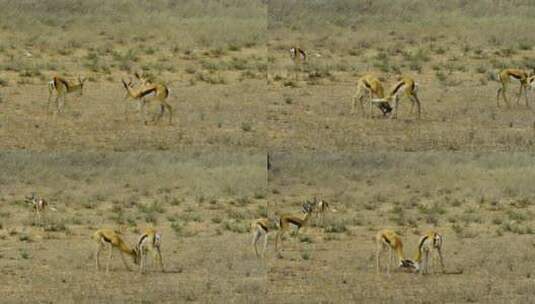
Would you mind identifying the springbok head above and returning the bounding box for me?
[371,98,393,116]
[77,76,87,96]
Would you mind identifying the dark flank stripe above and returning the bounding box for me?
[140,87,157,98]
[510,73,523,80]
[55,77,70,90]
[382,235,391,245]
[138,234,148,248]
[419,235,429,251]
[102,235,112,243]
[258,222,268,232]
[362,79,372,90]
[164,87,169,98]
[391,81,405,95]
[287,218,301,226]
[298,48,306,59]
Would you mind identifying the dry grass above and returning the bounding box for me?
[0,81,267,150]
[0,151,267,303]
[0,0,267,151]
[4,1,535,303]
[268,0,535,151]
[0,2,269,302]
[267,152,535,303]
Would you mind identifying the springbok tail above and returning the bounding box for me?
[48,81,55,93]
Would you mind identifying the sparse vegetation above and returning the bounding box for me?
[267,0,535,151]
[269,151,535,303]
[3,0,535,303]
[0,0,266,151]
[0,150,266,302]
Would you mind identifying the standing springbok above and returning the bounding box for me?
[289,47,307,80]
[47,75,86,113]
[121,78,172,125]
[93,228,138,272]
[375,229,414,275]
[405,230,445,275]
[496,69,531,108]
[136,227,164,273]
[251,218,272,258]
[25,192,55,224]
[311,197,336,226]
[274,201,315,256]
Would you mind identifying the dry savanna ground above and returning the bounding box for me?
[4,1,535,304]
[0,151,267,303]
[268,0,535,151]
[266,152,535,303]
[0,0,267,151]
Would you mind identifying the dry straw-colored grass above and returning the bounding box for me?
[3,1,535,303]
[268,0,535,151]
[0,0,268,151]
[0,151,267,303]
[267,152,535,303]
